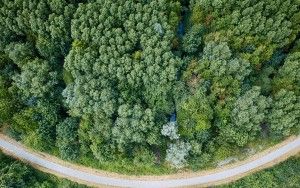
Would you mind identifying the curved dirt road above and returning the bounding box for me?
[0,134,300,188]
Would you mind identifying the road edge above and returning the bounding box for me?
[0,134,299,187]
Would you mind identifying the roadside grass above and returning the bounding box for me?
[2,125,297,176]
[187,135,287,172]
[217,156,300,188]
[78,154,176,175]
[73,135,289,175]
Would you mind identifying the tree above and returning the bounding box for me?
[183,41,251,101]
[0,53,20,124]
[0,76,19,124]
[187,0,300,66]
[0,0,299,170]
[165,141,191,168]
[0,0,79,59]
[219,86,271,146]
[180,41,253,153]
[112,104,160,153]
[0,162,31,188]
[12,107,39,135]
[12,100,60,151]
[132,147,156,166]
[63,0,182,160]
[57,117,80,160]
[221,157,300,188]
[4,42,35,67]
[161,121,180,140]
[13,58,58,99]
[198,41,251,98]
[268,89,300,137]
[0,0,74,150]
[177,88,213,139]
[0,151,87,188]
[272,52,300,95]
[182,24,205,54]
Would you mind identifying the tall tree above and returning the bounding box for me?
[273,52,300,95]
[268,89,300,137]
[219,87,270,146]
[57,117,80,160]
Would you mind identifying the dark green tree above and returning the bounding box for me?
[57,117,80,160]
[0,162,31,188]
[268,89,300,137]
[219,87,270,146]
[272,52,300,95]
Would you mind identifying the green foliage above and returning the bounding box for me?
[273,52,300,95]
[13,58,58,99]
[166,141,191,168]
[0,0,299,174]
[0,77,18,124]
[213,144,236,161]
[0,0,78,58]
[12,107,39,134]
[0,161,31,188]
[0,54,20,124]
[0,151,88,188]
[11,100,60,151]
[57,117,80,160]
[268,89,300,137]
[112,104,159,152]
[177,88,213,139]
[219,157,300,188]
[180,41,253,150]
[198,42,251,98]
[188,0,300,66]
[183,41,251,101]
[190,2,205,25]
[77,118,92,156]
[4,42,35,67]
[219,87,270,146]
[132,148,156,166]
[62,0,182,161]
[23,131,48,151]
[182,24,205,53]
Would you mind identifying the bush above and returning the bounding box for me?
[166,141,191,168]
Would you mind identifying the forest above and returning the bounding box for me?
[0,0,299,172]
[0,151,87,187]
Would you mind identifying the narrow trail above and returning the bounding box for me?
[0,134,299,188]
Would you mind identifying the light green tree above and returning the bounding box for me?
[268,89,300,137]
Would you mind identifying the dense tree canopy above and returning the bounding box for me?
[62,0,182,162]
[57,117,80,160]
[0,151,88,188]
[0,0,299,172]
[268,89,300,137]
[188,0,300,66]
[219,86,270,146]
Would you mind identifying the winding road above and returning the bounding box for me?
[0,134,300,188]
